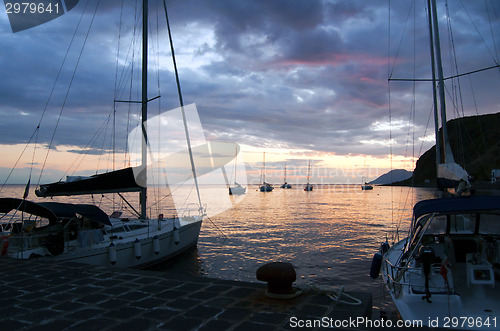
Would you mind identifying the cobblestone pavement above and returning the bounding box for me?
[0,258,372,330]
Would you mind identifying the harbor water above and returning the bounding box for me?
[0,184,437,319]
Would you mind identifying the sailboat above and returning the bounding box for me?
[374,0,500,327]
[229,146,246,195]
[280,164,292,189]
[304,160,313,191]
[0,0,208,268]
[361,183,373,190]
[259,152,274,192]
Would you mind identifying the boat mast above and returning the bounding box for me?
[307,160,310,185]
[262,152,266,183]
[429,0,454,164]
[427,0,441,167]
[140,0,148,219]
[162,1,203,213]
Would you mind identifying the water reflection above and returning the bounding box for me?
[0,184,436,316]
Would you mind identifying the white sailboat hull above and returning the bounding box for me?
[382,236,500,329]
[6,218,202,269]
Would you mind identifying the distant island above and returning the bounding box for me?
[369,169,412,185]
[383,112,500,187]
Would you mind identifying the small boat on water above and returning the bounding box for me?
[280,164,292,189]
[304,160,313,191]
[228,146,246,195]
[361,183,373,190]
[229,182,246,195]
[260,152,274,192]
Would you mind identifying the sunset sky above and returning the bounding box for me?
[0,0,499,186]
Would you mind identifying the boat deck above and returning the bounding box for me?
[0,257,372,330]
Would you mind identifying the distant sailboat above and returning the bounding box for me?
[259,152,274,192]
[229,146,246,195]
[304,160,313,191]
[361,183,373,190]
[280,164,292,189]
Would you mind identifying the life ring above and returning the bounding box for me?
[1,235,9,256]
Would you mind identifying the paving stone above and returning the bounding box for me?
[52,301,86,312]
[68,317,117,330]
[1,318,30,330]
[166,298,201,310]
[204,284,232,293]
[184,305,222,319]
[177,282,208,292]
[294,304,329,318]
[142,307,177,321]
[160,316,204,330]
[108,317,155,331]
[198,319,234,331]
[96,298,129,309]
[65,308,103,320]
[106,306,144,319]
[224,287,260,298]
[117,290,150,301]
[101,285,130,295]
[250,311,289,325]
[154,289,186,300]
[17,308,62,324]
[26,319,75,331]
[132,297,166,309]
[22,298,54,309]
[218,307,252,321]
[204,297,235,308]
[137,284,167,293]
[233,321,278,331]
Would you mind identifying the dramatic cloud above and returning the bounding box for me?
[1,0,499,184]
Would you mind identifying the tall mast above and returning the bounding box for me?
[430,0,454,164]
[427,0,441,168]
[263,152,266,183]
[140,0,148,219]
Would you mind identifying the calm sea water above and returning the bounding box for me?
[0,184,437,317]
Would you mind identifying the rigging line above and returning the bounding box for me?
[0,126,39,191]
[113,0,125,175]
[207,216,229,241]
[459,0,498,65]
[21,0,92,189]
[97,111,112,175]
[61,110,111,179]
[163,0,204,214]
[485,0,499,64]
[468,74,492,176]
[388,0,416,80]
[37,0,102,186]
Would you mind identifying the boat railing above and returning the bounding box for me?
[179,203,207,218]
[384,258,449,295]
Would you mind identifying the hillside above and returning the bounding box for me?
[413,112,500,185]
[369,169,413,185]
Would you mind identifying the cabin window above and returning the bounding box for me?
[479,213,500,234]
[424,215,447,235]
[449,214,475,234]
